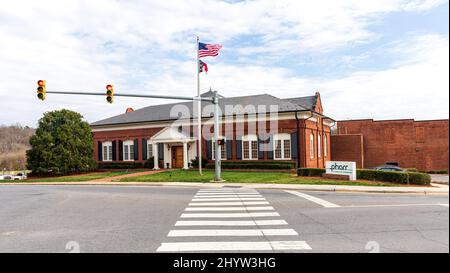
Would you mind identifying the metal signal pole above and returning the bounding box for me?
[196,36,203,176]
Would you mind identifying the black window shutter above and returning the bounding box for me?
[112,141,117,161]
[226,140,232,160]
[267,135,274,160]
[97,141,103,161]
[158,143,164,160]
[133,139,139,160]
[118,140,123,161]
[142,139,148,160]
[291,132,298,159]
[206,140,212,160]
[236,140,242,160]
[258,138,264,160]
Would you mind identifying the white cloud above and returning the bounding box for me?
[0,0,447,126]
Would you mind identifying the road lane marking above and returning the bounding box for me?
[180,212,280,218]
[192,197,266,202]
[189,201,270,206]
[286,190,340,208]
[342,203,450,208]
[167,229,298,237]
[175,220,289,226]
[157,241,311,252]
[185,206,275,211]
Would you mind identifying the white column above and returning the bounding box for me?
[153,143,159,170]
[183,142,189,170]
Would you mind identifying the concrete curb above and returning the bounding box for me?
[1,181,448,194]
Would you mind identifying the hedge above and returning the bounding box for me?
[407,172,431,185]
[356,169,409,184]
[206,161,297,170]
[97,162,144,169]
[297,168,326,177]
[297,168,431,185]
[427,170,449,174]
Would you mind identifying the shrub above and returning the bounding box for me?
[297,168,326,177]
[191,156,208,168]
[97,162,144,169]
[405,168,418,173]
[356,169,408,183]
[427,170,449,174]
[407,172,431,185]
[144,157,155,169]
[356,169,431,185]
[206,161,296,170]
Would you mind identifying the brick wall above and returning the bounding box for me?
[331,134,364,168]
[333,119,449,171]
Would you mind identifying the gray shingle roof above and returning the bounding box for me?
[283,96,317,111]
[90,92,313,127]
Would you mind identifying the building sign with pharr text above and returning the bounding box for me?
[326,161,357,180]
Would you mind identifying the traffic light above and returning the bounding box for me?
[106,84,114,103]
[217,138,225,146]
[37,80,46,100]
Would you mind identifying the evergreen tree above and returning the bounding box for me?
[26,109,96,175]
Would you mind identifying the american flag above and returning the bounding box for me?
[198,42,222,58]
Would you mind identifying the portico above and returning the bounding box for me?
[151,127,197,170]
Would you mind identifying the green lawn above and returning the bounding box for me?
[20,170,143,182]
[119,170,398,186]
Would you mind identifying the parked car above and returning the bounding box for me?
[14,172,27,180]
[373,165,405,172]
[0,175,14,180]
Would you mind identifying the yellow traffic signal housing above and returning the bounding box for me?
[106,84,114,103]
[37,80,46,100]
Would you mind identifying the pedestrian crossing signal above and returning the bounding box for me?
[106,84,114,103]
[217,138,225,146]
[37,80,46,101]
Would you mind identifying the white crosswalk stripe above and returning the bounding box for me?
[180,212,280,218]
[175,220,289,226]
[156,188,312,252]
[189,201,270,206]
[185,206,275,211]
[192,197,266,201]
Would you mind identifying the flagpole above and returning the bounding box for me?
[197,36,203,175]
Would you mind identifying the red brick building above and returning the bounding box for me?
[331,119,449,171]
[91,91,333,169]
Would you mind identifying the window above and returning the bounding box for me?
[102,141,113,161]
[273,134,291,160]
[324,135,328,157]
[318,134,321,158]
[310,133,314,159]
[212,137,227,160]
[123,140,134,161]
[147,141,153,159]
[242,135,258,160]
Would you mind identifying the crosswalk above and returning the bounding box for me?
[156,188,312,252]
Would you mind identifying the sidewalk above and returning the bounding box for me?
[88,170,164,182]
[1,181,448,194]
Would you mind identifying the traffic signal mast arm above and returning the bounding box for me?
[44,90,215,102]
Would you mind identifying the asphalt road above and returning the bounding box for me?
[0,185,448,253]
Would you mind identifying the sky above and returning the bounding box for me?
[0,0,448,127]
